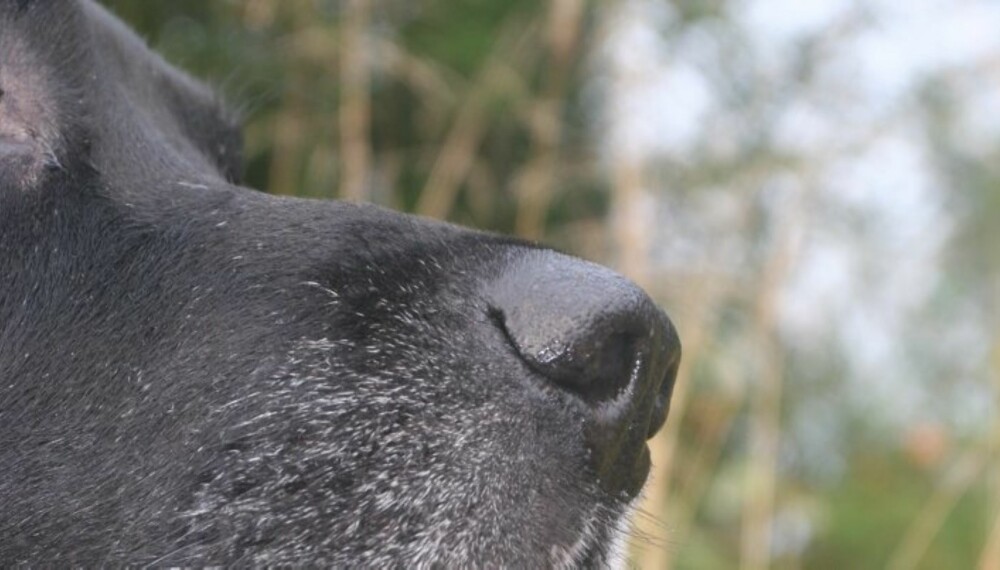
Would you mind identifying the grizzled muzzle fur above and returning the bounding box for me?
[0,1,680,566]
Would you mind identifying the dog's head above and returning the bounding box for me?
[0,1,680,566]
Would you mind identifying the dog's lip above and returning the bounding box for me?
[614,442,652,500]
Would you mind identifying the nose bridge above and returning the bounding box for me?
[487,249,681,496]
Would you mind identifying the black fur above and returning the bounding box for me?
[0,1,680,565]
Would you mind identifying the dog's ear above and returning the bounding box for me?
[77,0,244,184]
[0,0,244,191]
[0,0,91,188]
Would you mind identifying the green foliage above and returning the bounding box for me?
[400,0,536,77]
[103,0,598,237]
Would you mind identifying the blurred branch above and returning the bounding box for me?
[633,273,726,568]
[374,37,459,125]
[611,157,651,285]
[242,0,276,29]
[979,331,1000,570]
[465,158,501,223]
[740,181,807,570]
[416,18,537,220]
[981,510,1000,570]
[339,0,372,202]
[512,0,587,240]
[603,5,665,553]
[634,224,759,569]
[671,357,746,555]
[267,7,310,197]
[269,96,307,196]
[888,448,988,570]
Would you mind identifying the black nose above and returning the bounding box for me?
[489,250,681,498]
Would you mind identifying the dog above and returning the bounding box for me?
[0,0,680,565]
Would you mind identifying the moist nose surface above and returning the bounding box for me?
[489,250,681,497]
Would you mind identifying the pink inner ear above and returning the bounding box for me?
[0,83,43,186]
[0,35,63,186]
[0,29,62,146]
[0,73,53,146]
[0,90,33,145]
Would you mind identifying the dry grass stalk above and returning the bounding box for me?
[634,274,728,568]
[416,20,536,220]
[739,183,805,570]
[339,0,372,202]
[375,37,458,125]
[671,336,746,556]
[267,5,310,197]
[980,502,1000,570]
[889,449,988,570]
[977,332,1000,570]
[646,169,767,568]
[979,504,1000,570]
[512,0,586,240]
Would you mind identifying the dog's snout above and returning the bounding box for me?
[489,251,681,497]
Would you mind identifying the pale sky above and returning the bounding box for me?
[598,0,1000,454]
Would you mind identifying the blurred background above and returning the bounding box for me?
[104,0,1000,567]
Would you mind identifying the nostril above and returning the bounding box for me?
[558,331,637,403]
[491,303,640,405]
